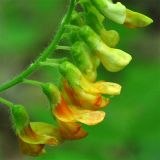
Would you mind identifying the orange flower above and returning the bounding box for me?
[54,96,105,126]
[43,83,106,126]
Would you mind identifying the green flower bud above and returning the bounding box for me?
[71,41,98,81]
[91,0,126,24]
[11,105,30,133]
[42,83,61,108]
[124,9,153,28]
[79,25,132,72]
[100,28,119,48]
[84,12,119,47]
[80,0,104,23]
[71,11,85,26]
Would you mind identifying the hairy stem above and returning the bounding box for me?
[0,0,75,93]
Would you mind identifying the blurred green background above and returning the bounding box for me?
[0,0,160,160]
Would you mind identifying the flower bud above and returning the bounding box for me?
[71,41,98,81]
[80,0,104,23]
[100,28,119,48]
[11,105,30,133]
[91,0,126,24]
[124,9,153,28]
[84,12,119,47]
[71,11,85,26]
[79,25,132,72]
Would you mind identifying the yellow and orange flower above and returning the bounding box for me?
[11,105,62,156]
[59,61,121,110]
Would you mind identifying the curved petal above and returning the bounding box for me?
[58,121,88,140]
[82,81,121,95]
[19,123,61,145]
[19,139,45,156]
[69,105,106,125]
[63,80,109,110]
[54,97,75,122]
[54,101,106,125]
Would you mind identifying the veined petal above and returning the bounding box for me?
[69,105,106,125]
[58,121,88,140]
[54,95,106,125]
[82,81,121,95]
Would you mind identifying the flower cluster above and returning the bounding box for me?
[10,0,152,156]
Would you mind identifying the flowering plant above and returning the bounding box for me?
[0,0,153,156]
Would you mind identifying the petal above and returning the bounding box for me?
[58,121,88,140]
[84,81,121,95]
[63,80,109,110]
[54,97,75,122]
[19,123,61,145]
[54,103,106,125]
[124,9,153,28]
[19,139,45,156]
[91,0,126,24]
[69,106,106,125]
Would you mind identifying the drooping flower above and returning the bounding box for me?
[71,11,119,47]
[90,0,153,27]
[79,25,132,72]
[11,105,61,156]
[59,61,121,110]
[42,83,106,126]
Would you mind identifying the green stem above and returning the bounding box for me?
[40,62,60,67]
[56,45,71,51]
[0,0,76,93]
[0,97,14,108]
[23,79,44,87]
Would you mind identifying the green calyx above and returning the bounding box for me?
[71,41,98,81]
[80,0,104,23]
[42,83,61,108]
[79,25,101,50]
[59,61,82,87]
[11,105,30,133]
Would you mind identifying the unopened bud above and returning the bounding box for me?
[124,9,153,28]
[79,25,132,72]
[91,0,126,24]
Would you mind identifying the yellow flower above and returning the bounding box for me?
[42,83,106,126]
[91,0,153,27]
[80,25,132,72]
[59,62,121,109]
[11,105,61,156]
